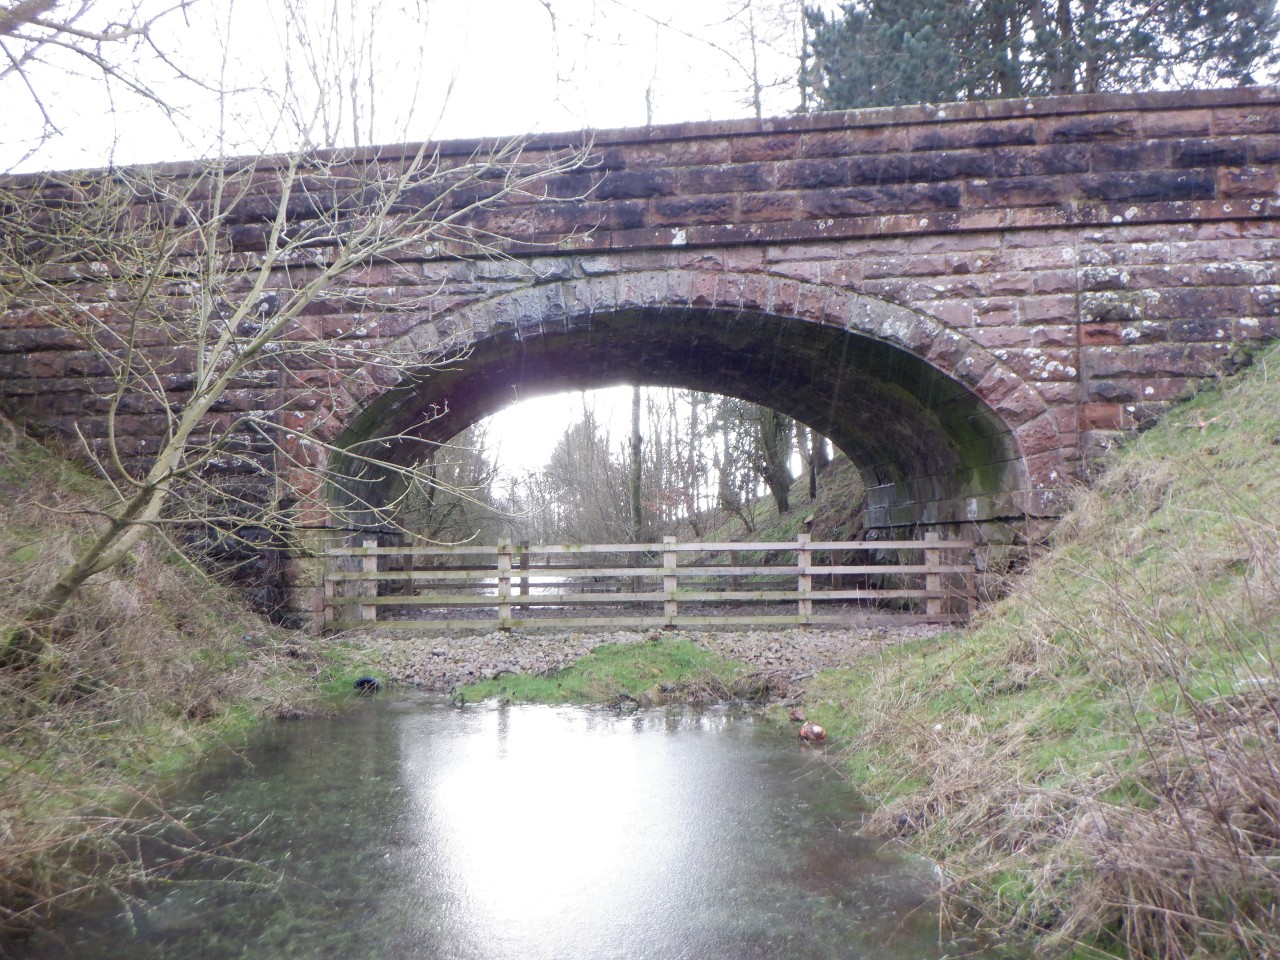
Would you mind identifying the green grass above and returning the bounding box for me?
[461,635,747,704]
[790,344,1280,959]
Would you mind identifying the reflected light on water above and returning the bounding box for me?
[400,706,744,959]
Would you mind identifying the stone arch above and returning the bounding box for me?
[330,269,1062,537]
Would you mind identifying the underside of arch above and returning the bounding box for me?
[331,300,1037,534]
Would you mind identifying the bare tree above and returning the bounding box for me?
[1,0,200,168]
[1,132,586,656]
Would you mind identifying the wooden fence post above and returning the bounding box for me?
[323,560,336,628]
[497,540,512,627]
[925,531,942,619]
[518,540,530,612]
[663,535,678,628]
[361,538,378,623]
[797,533,812,624]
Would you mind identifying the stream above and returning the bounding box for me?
[18,696,1025,959]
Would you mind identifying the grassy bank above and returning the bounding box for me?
[797,345,1280,959]
[0,418,346,935]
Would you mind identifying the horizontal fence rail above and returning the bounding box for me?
[323,534,976,632]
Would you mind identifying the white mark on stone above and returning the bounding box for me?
[671,228,687,246]
[1124,206,1138,220]
[1144,386,1155,396]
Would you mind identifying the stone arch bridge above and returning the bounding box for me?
[1,87,1278,620]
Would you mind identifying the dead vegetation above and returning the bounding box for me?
[0,417,322,937]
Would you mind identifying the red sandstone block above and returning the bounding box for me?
[767,278,802,318]
[739,192,801,221]
[1245,134,1280,163]
[1084,342,1231,377]
[675,162,775,196]
[965,176,1067,208]
[905,149,997,182]
[993,144,1092,178]
[987,272,1038,296]
[972,298,1017,324]
[1014,246,1083,278]
[1050,405,1079,433]
[598,139,732,169]
[776,157,856,190]
[738,275,773,313]
[1082,402,1131,431]
[1019,294,1076,323]
[729,135,798,163]
[798,127,909,158]
[1128,377,1190,401]
[763,261,832,289]
[1218,166,1280,198]
[909,119,1038,152]
[650,194,737,226]
[1139,108,1214,139]
[902,232,1001,254]
[1034,381,1078,404]
[1145,286,1253,320]
[795,284,831,321]
[1212,106,1280,136]
[923,300,975,327]
[1172,137,1249,167]
[1090,140,1172,172]
[1001,228,1082,249]
[1031,270,1078,294]
[1081,324,1129,346]
[1014,414,1067,457]
[989,346,1078,382]
[975,325,1071,349]
[1236,316,1280,339]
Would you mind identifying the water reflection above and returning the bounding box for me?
[12,698,1022,960]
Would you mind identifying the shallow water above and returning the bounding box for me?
[19,696,1023,959]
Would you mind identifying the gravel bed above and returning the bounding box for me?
[339,623,948,692]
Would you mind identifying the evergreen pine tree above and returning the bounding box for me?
[805,0,1280,109]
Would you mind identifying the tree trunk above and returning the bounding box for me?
[629,383,643,543]
[758,408,793,515]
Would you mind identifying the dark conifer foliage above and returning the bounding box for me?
[805,0,1280,108]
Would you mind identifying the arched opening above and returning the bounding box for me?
[330,302,1033,545]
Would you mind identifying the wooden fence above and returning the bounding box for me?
[323,533,975,631]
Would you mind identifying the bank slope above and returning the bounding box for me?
[804,343,1280,960]
[0,417,334,936]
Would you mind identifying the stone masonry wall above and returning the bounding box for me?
[0,86,1277,615]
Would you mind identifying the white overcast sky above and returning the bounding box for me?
[3,0,833,474]
[6,0,828,170]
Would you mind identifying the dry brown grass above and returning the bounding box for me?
[0,419,320,936]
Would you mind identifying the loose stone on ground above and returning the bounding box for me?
[341,625,947,692]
